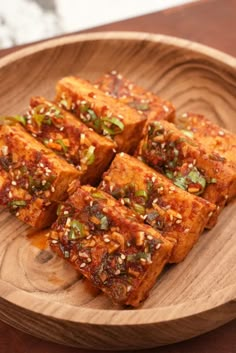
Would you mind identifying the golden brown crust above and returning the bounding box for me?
[95,71,175,123]
[25,96,115,185]
[55,76,146,154]
[99,153,215,263]
[175,112,236,172]
[0,123,79,228]
[49,183,173,307]
[136,120,236,228]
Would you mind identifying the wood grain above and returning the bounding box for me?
[0,32,236,350]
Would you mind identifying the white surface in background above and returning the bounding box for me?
[57,0,196,32]
[0,0,196,48]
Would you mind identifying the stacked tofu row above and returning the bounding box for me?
[0,71,235,307]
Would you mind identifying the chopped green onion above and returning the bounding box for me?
[127,252,149,262]
[55,139,68,153]
[209,178,217,184]
[135,190,148,199]
[100,215,109,230]
[129,102,150,111]
[91,191,107,199]
[60,99,70,109]
[82,145,95,165]
[181,129,194,138]
[69,220,85,239]
[102,116,124,133]
[80,102,89,114]
[87,109,98,121]
[10,115,27,126]
[133,203,145,215]
[8,200,26,208]
[56,204,62,216]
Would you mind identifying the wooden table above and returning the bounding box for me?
[0,0,236,352]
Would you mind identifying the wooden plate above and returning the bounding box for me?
[0,32,236,350]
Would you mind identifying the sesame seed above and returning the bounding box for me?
[120,152,125,157]
[42,180,47,186]
[60,127,64,131]
[80,263,86,268]
[182,113,188,118]
[66,218,71,227]
[115,269,121,275]
[127,285,132,292]
[87,258,92,263]
[79,251,88,258]
[8,191,13,198]
[208,211,213,218]
[151,176,156,183]
[184,228,190,233]
[163,105,169,113]
[118,257,123,264]
[51,239,58,244]
[64,210,69,215]
[16,212,19,217]
[89,201,93,207]
[155,243,161,250]
[117,74,123,80]
[176,219,182,224]
[218,130,225,136]
[120,199,125,205]
[104,238,110,243]
[111,70,117,75]
[112,148,117,153]
[1,145,8,156]
[11,181,17,186]
[152,198,158,204]
[120,254,126,260]
[147,235,153,240]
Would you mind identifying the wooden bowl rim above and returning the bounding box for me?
[0,31,236,326]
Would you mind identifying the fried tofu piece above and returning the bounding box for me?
[95,71,175,122]
[136,120,236,228]
[99,153,215,263]
[55,76,146,154]
[0,123,79,228]
[49,182,173,307]
[24,97,115,185]
[175,113,236,170]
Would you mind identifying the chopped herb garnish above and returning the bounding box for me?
[55,139,68,153]
[135,190,148,200]
[91,191,107,199]
[127,252,150,262]
[133,203,145,215]
[56,204,62,216]
[82,145,95,165]
[69,220,85,240]
[129,102,150,111]
[8,200,26,208]
[181,129,194,139]
[101,116,124,135]
[100,216,109,230]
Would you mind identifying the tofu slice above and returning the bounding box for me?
[95,71,175,122]
[175,113,236,170]
[136,120,236,228]
[49,182,173,307]
[0,123,79,228]
[55,76,146,154]
[24,97,115,185]
[99,153,215,263]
